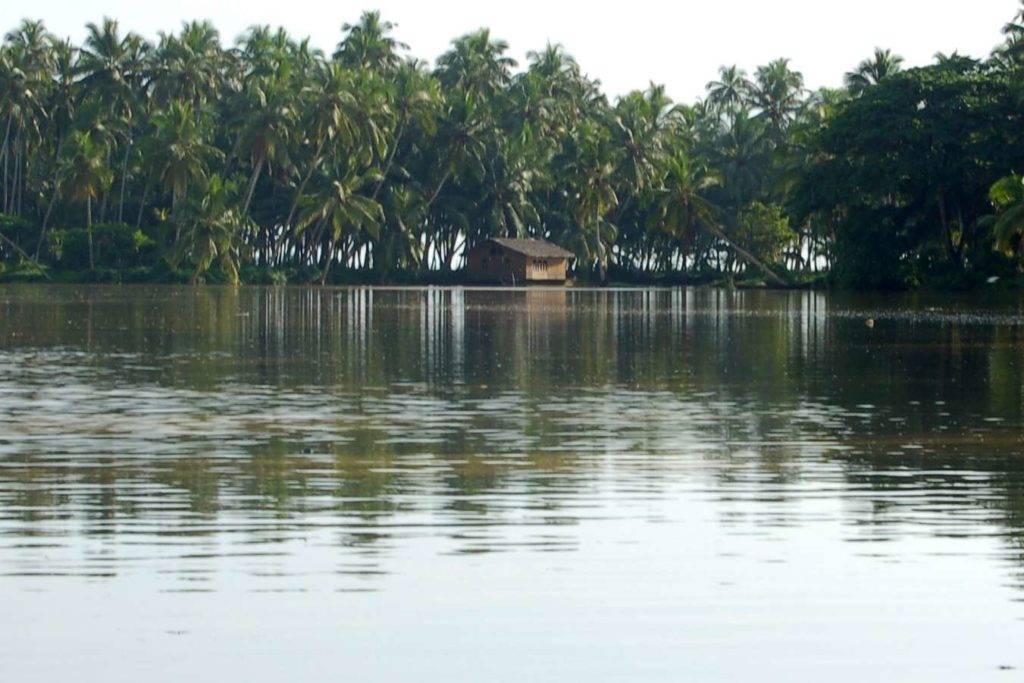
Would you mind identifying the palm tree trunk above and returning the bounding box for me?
[320,234,336,285]
[1,115,11,214]
[371,119,406,202]
[704,223,787,286]
[87,195,95,271]
[285,140,325,229]
[13,135,22,216]
[37,189,60,259]
[35,135,67,259]
[172,187,183,242]
[117,143,132,224]
[242,158,264,217]
[0,228,48,277]
[425,170,451,210]
[134,178,150,230]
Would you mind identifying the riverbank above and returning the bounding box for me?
[0,259,835,290]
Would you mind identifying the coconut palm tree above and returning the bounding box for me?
[36,38,79,251]
[436,29,516,100]
[559,119,619,280]
[297,158,383,284]
[148,102,222,222]
[172,173,249,283]
[998,1,1024,63]
[61,130,113,269]
[151,21,226,113]
[748,59,805,139]
[1,20,53,216]
[78,19,150,224]
[230,48,297,217]
[654,152,786,284]
[284,61,375,231]
[333,11,407,72]
[844,48,903,96]
[706,65,750,116]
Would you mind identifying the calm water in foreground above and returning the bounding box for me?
[2,285,1024,681]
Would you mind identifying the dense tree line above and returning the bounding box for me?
[3,7,1024,286]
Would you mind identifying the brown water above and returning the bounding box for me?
[2,285,1024,681]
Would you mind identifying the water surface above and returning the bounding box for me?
[2,285,1024,681]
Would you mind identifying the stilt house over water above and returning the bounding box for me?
[465,238,576,284]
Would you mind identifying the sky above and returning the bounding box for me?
[0,0,1018,101]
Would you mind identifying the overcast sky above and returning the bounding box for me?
[1,0,1018,100]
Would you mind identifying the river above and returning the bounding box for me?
[1,285,1023,681]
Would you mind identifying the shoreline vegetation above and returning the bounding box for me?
[4,9,1024,289]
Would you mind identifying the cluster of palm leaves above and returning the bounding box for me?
[0,13,886,283]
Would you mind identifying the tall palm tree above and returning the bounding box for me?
[77,18,150,223]
[149,102,222,221]
[844,48,903,96]
[332,11,406,72]
[61,130,113,269]
[748,58,805,139]
[370,60,440,201]
[436,29,516,100]
[297,159,383,284]
[151,21,226,113]
[560,120,619,281]
[284,62,374,230]
[706,65,750,116]
[36,38,79,251]
[172,174,249,284]
[231,49,296,216]
[1,20,52,216]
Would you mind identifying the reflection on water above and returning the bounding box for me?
[2,286,1024,680]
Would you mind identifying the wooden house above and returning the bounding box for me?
[465,238,575,284]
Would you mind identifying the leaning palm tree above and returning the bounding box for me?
[844,48,903,96]
[654,151,787,285]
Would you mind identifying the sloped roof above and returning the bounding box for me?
[487,237,576,259]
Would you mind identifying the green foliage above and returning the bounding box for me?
[44,223,157,270]
[733,202,794,265]
[984,174,1024,268]
[793,57,1024,288]
[3,7,1024,288]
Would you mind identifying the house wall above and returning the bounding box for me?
[525,257,567,282]
[466,244,568,283]
[466,245,528,283]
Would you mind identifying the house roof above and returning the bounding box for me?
[487,237,576,259]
